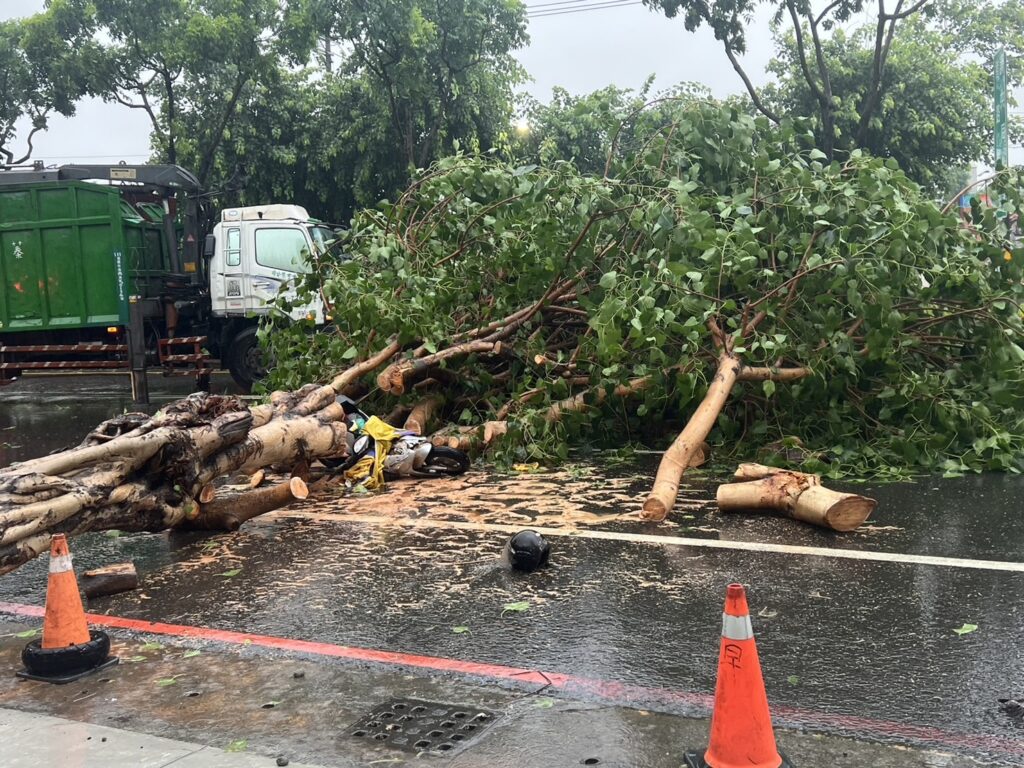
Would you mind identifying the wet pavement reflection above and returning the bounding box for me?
[1,374,1023,764]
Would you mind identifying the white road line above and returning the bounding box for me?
[274,511,1024,573]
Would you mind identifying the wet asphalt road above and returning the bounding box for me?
[1,374,1023,764]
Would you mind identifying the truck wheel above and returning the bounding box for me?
[226,326,267,392]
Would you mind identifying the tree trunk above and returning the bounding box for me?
[716,464,875,532]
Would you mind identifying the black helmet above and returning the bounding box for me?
[505,530,551,572]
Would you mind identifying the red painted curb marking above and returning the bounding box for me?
[1,600,1020,759]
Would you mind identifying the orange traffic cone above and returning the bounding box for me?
[41,533,91,649]
[17,534,118,684]
[684,583,793,768]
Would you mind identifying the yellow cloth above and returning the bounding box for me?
[343,416,404,490]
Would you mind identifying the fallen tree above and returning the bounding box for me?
[267,102,1024,507]
[0,100,1022,572]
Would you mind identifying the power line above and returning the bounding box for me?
[528,0,643,18]
[528,0,641,16]
[524,0,595,9]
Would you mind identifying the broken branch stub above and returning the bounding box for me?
[716,464,876,532]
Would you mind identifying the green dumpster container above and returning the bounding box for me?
[0,180,170,334]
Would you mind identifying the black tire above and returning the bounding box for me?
[21,630,110,677]
[225,326,267,392]
[413,446,470,477]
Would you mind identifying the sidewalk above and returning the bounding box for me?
[0,707,323,768]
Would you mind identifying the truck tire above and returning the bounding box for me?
[226,326,267,392]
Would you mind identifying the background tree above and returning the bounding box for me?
[194,0,529,221]
[643,0,1022,168]
[764,2,1024,191]
[511,81,727,176]
[0,0,99,167]
[514,84,650,175]
[93,0,308,187]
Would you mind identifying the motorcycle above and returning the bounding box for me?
[327,395,470,487]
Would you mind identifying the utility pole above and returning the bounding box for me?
[995,48,1009,167]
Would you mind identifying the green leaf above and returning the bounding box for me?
[219,569,242,578]
[156,677,179,687]
[762,380,776,398]
[140,642,163,652]
[14,628,39,639]
[125,655,148,663]
[599,271,618,289]
[182,649,202,659]
[451,626,471,634]
[501,601,530,616]
[787,675,800,686]
[534,697,555,709]
[953,623,978,636]
[808,148,828,160]
[225,740,247,753]
[342,345,358,360]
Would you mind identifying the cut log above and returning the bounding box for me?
[385,405,412,428]
[716,466,875,532]
[404,395,445,435]
[82,562,139,599]
[190,477,310,532]
[483,421,508,445]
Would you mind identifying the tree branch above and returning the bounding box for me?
[722,36,781,124]
[787,2,826,105]
[883,0,930,20]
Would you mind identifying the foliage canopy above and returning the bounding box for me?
[264,100,1024,477]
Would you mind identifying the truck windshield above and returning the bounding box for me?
[254,228,311,273]
[308,226,336,255]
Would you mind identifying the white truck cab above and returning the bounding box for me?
[209,204,330,323]
[204,204,335,389]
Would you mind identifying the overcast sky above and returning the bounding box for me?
[3,0,779,165]
[2,0,1020,167]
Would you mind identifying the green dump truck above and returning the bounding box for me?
[0,164,328,397]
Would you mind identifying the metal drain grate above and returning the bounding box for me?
[345,698,499,755]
